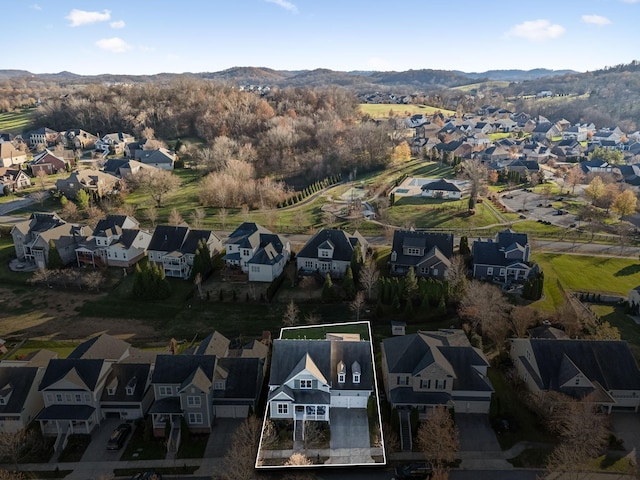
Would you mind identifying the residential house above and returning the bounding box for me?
[0,142,27,168]
[30,149,67,176]
[381,329,493,414]
[531,122,561,142]
[223,222,290,282]
[22,127,59,149]
[148,354,216,437]
[592,127,624,145]
[420,178,463,199]
[561,125,588,142]
[580,158,616,175]
[0,366,46,433]
[100,363,153,420]
[267,328,374,441]
[389,230,454,281]
[0,168,31,193]
[63,129,98,150]
[55,169,120,200]
[510,338,640,412]
[192,331,267,418]
[551,140,585,161]
[11,213,90,268]
[472,229,531,284]
[75,215,151,268]
[296,229,368,278]
[103,159,157,178]
[36,359,111,439]
[95,133,135,156]
[617,165,640,187]
[147,225,222,279]
[134,148,176,170]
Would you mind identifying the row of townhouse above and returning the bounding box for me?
[0,332,267,452]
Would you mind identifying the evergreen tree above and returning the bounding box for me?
[190,239,212,280]
[404,298,414,317]
[47,240,64,269]
[350,245,363,283]
[459,236,470,256]
[76,189,90,210]
[404,267,419,302]
[342,266,356,300]
[420,293,430,312]
[322,273,334,302]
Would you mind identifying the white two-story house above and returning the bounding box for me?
[267,330,374,441]
[224,222,290,282]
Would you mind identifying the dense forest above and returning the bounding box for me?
[32,80,397,186]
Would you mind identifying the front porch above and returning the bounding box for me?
[162,252,189,279]
[36,404,98,437]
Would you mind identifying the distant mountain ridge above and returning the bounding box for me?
[0,66,579,89]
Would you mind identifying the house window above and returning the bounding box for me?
[65,394,72,402]
[306,406,316,415]
[84,394,91,402]
[242,249,251,256]
[407,247,421,256]
[56,394,63,403]
[75,394,82,403]
[575,377,580,386]
[126,387,134,396]
[187,396,201,407]
[46,394,52,403]
[420,379,431,389]
[107,387,116,396]
[300,380,312,389]
[432,268,438,276]
[159,386,173,396]
[338,373,345,384]
[214,381,225,390]
[397,376,409,386]
[304,260,313,268]
[500,268,505,276]
[188,413,203,424]
[277,403,289,415]
[353,373,360,384]
[487,267,494,276]
[420,267,428,274]
[435,379,447,390]
[251,266,260,273]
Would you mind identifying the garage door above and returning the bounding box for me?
[215,405,249,418]
[454,400,490,414]
[331,395,369,408]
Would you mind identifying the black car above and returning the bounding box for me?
[394,462,434,479]
[130,472,162,480]
[107,423,132,450]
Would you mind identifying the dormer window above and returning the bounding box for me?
[126,386,135,396]
[353,373,360,384]
[107,387,116,396]
[337,361,346,384]
[300,379,312,389]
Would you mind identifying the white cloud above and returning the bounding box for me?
[504,19,565,42]
[139,45,155,52]
[66,9,111,27]
[110,20,125,29]
[264,0,298,13]
[581,14,611,25]
[95,37,131,53]
[622,0,640,3]
[30,4,41,10]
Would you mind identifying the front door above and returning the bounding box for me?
[295,405,304,419]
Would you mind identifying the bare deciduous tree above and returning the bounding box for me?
[0,428,29,470]
[446,255,467,303]
[168,207,184,226]
[31,190,46,206]
[61,201,79,222]
[458,280,512,345]
[83,271,103,292]
[145,205,158,227]
[189,207,206,229]
[219,416,263,480]
[350,291,366,321]
[511,306,538,338]
[416,406,459,466]
[30,268,54,288]
[0,470,26,480]
[457,160,488,204]
[282,300,299,327]
[217,207,228,230]
[132,169,180,207]
[358,257,379,301]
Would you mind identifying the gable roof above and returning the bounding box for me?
[195,331,231,357]
[39,359,106,391]
[213,357,263,402]
[68,333,131,361]
[421,179,462,192]
[93,215,138,237]
[147,225,189,252]
[529,339,640,394]
[100,363,150,402]
[0,367,40,414]
[134,148,175,165]
[151,354,216,385]
[391,230,454,268]
[297,229,364,262]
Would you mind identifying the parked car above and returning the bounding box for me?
[107,423,132,450]
[394,462,434,479]
[130,472,162,480]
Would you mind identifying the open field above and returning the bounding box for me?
[451,81,510,92]
[0,109,35,134]
[530,253,640,312]
[359,103,455,118]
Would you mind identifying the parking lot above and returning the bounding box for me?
[499,189,579,228]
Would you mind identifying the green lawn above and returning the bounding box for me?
[280,321,370,340]
[120,424,166,461]
[359,104,455,118]
[9,339,79,360]
[531,253,640,312]
[389,198,501,229]
[590,304,640,359]
[0,109,35,134]
[451,81,511,92]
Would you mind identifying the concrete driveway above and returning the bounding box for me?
[456,414,501,452]
[329,408,370,449]
[81,418,132,462]
[205,418,243,457]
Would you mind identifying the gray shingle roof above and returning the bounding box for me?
[297,229,362,262]
[68,333,130,360]
[212,357,263,402]
[151,355,216,385]
[390,230,454,271]
[100,363,151,403]
[0,367,39,414]
[39,359,105,391]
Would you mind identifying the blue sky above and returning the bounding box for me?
[9,0,640,75]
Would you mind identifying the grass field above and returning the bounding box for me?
[531,253,640,312]
[389,197,501,229]
[451,81,511,92]
[0,109,35,134]
[359,103,455,118]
